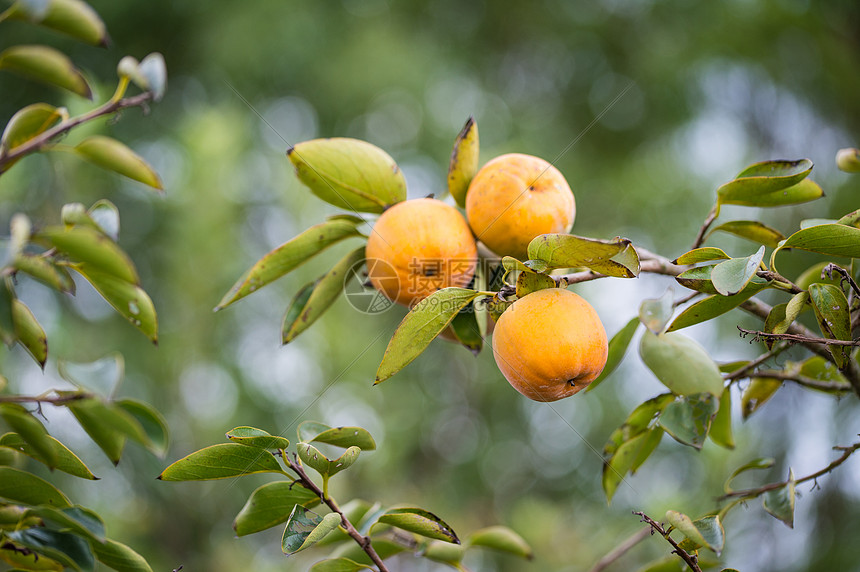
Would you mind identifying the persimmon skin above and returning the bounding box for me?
[466,153,575,260]
[492,288,607,402]
[365,198,478,308]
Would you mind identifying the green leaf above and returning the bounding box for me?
[64,397,148,463]
[836,208,860,227]
[36,225,138,284]
[717,159,812,205]
[225,426,289,450]
[158,443,283,481]
[25,506,105,543]
[0,45,92,98]
[0,278,16,346]
[74,136,163,190]
[741,378,782,419]
[729,178,823,207]
[675,265,720,294]
[0,466,72,507]
[603,430,651,503]
[658,393,719,450]
[709,387,734,450]
[724,457,775,494]
[448,116,479,208]
[777,224,860,259]
[836,148,860,173]
[665,511,724,555]
[808,283,852,368]
[0,403,56,467]
[13,254,76,293]
[639,330,724,396]
[763,470,796,528]
[514,267,556,298]
[91,538,153,572]
[795,262,841,290]
[378,507,459,543]
[375,288,482,383]
[673,247,730,265]
[73,268,158,342]
[310,558,373,572]
[8,0,108,46]
[631,426,663,473]
[447,304,483,354]
[288,138,407,213]
[667,280,769,331]
[233,481,320,536]
[216,218,363,309]
[710,246,765,296]
[421,540,467,565]
[11,299,48,368]
[0,103,63,158]
[707,221,785,248]
[796,356,849,385]
[635,556,685,572]
[527,234,640,277]
[115,399,169,457]
[297,422,377,451]
[0,432,98,479]
[6,528,94,572]
[639,287,674,334]
[297,443,360,478]
[467,526,533,560]
[767,292,809,339]
[281,506,340,554]
[587,317,640,392]
[282,246,365,343]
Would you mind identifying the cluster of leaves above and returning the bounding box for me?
[160,421,532,571]
[596,157,859,568]
[0,354,166,570]
[0,1,169,569]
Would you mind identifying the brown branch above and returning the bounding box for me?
[0,92,154,171]
[587,526,652,572]
[633,512,702,572]
[283,454,390,572]
[737,327,860,347]
[752,369,852,392]
[719,441,860,501]
[691,206,718,251]
[0,393,89,405]
[553,247,687,285]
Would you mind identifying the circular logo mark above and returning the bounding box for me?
[344,258,397,314]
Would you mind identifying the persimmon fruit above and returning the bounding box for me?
[365,198,478,308]
[465,153,575,260]
[492,288,607,402]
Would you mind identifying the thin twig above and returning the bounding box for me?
[723,344,788,381]
[587,526,652,572]
[633,512,703,572]
[0,92,154,170]
[0,393,89,405]
[719,441,860,501]
[752,369,852,392]
[553,248,687,285]
[691,206,718,251]
[737,327,860,347]
[283,454,390,572]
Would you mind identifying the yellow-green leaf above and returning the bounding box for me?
[234,481,320,536]
[158,443,282,481]
[74,136,163,190]
[709,387,734,449]
[528,234,640,277]
[73,267,157,343]
[11,299,47,368]
[639,331,724,396]
[37,225,139,284]
[8,0,108,46]
[283,246,365,343]
[836,147,860,173]
[288,138,407,213]
[467,526,533,560]
[448,116,479,207]
[741,378,781,419]
[808,283,852,368]
[707,221,785,248]
[0,45,91,98]
[717,159,812,205]
[375,288,482,383]
[673,247,730,265]
[216,218,364,309]
[0,102,64,157]
[378,507,459,544]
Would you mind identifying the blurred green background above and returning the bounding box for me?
[1,0,860,570]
